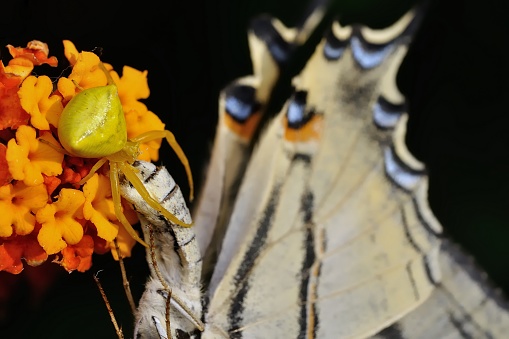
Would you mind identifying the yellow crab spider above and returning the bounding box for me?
[56,63,194,248]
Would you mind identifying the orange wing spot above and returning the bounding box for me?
[224,110,262,141]
[284,114,323,142]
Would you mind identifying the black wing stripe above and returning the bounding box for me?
[298,190,318,339]
[227,184,283,338]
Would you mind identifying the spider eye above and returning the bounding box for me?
[58,84,127,158]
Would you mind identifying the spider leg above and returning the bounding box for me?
[78,157,108,186]
[98,62,116,86]
[38,137,71,156]
[130,130,194,201]
[119,162,193,228]
[110,162,149,247]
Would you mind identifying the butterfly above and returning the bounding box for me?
[119,2,509,338]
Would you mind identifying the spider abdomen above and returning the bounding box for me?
[58,84,127,158]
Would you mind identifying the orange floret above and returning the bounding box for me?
[0,144,12,186]
[0,181,48,237]
[6,126,64,186]
[124,105,166,162]
[83,173,119,243]
[0,61,30,130]
[57,40,108,101]
[6,40,58,67]
[58,235,94,272]
[36,188,86,255]
[0,229,48,274]
[18,75,63,130]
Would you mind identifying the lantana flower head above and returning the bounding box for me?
[0,40,166,273]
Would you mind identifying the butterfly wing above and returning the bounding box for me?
[128,3,509,339]
[201,7,443,338]
[372,238,509,338]
[192,2,328,270]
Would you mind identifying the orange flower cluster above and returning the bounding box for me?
[0,40,166,274]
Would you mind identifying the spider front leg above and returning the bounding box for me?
[109,162,149,247]
[131,130,194,201]
[118,161,193,228]
[78,157,108,185]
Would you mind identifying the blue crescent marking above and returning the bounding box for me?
[287,100,305,125]
[225,96,252,120]
[351,36,394,69]
[323,43,345,60]
[373,101,402,128]
[384,147,422,190]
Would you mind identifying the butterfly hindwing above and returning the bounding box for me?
[373,238,509,339]
[201,6,444,338]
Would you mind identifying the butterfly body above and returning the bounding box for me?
[119,161,203,337]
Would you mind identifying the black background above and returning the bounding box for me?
[1,0,509,337]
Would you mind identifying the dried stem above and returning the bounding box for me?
[114,239,136,315]
[94,272,124,339]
